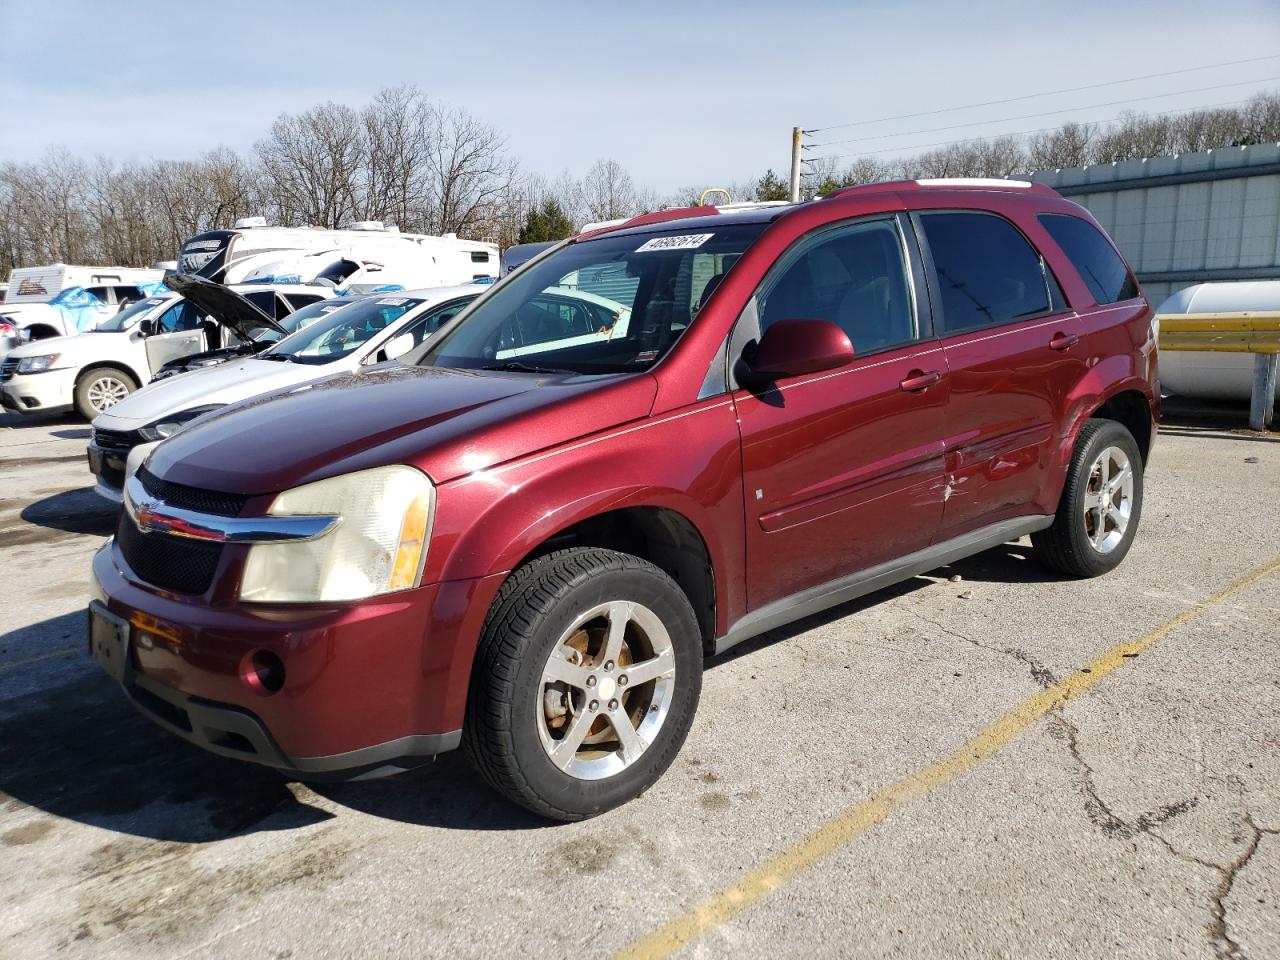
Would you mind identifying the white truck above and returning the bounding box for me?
[0,264,166,345]
[177,218,499,288]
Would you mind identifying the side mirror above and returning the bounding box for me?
[740,318,854,384]
[381,332,415,361]
[137,318,157,337]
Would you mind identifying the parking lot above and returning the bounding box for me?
[1,408,1277,960]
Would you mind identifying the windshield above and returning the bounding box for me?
[90,297,168,332]
[418,222,768,374]
[265,296,425,365]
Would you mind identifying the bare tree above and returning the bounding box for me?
[579,159,640,222]
[422,105,516,238]
[256,102,366,228]
[361,85,433,228]
[1026,121,1096,170]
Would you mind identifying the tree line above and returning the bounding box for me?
[3,87,1277,274]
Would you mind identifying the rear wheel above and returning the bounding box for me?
[1033,419,1143,577]
[75,367,137,420]
[464,548,703,821]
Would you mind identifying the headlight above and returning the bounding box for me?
[137,404,225,441]
[239,465,434,603]
[17,354,59,374]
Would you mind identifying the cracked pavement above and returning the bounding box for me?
[2,410,1278,959]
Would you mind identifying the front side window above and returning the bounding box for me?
[758,218,916,354]
[1038,214,1139,305]
[418,222,769,374]
[376,297,478,357]
[266,296,427,365]
[157,300,206,333]
[919,212,1052,334]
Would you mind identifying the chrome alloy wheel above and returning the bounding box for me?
[537,600,677,781]
[87,375,130,413]
[1083,445,1133,554]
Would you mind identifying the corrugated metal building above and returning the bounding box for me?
[1027,142,1280,307]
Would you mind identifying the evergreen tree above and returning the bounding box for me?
[518,199,574,244]
[754,169,789,202]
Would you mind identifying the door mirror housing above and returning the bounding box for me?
[741,318,854,384]
[381,332,415,361]
[137,318,157,337]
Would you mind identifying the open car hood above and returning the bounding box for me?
[162,273,288,340]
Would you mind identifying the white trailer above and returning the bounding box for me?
[177,218,498,289]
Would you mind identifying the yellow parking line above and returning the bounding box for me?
[614,556,1280,960]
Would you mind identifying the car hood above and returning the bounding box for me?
[93,357,326,429]
[148,364,660,494]
[163,273,288,339]
[5,330,128,360]
[0,303,55,320]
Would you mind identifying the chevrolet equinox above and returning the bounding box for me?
[90,179,1158,820]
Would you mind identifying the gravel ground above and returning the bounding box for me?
[1,406,1277,960]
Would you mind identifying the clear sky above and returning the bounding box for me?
[2,0,1278,191]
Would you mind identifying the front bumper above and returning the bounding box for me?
[1,367,76,413]
[88,436,159,504]
[91,540,502,777]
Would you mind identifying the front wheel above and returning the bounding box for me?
[1033,419,1144,577]
[464,548,703,821]
[75,367,137,420]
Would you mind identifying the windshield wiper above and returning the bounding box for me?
[480,361,570,375]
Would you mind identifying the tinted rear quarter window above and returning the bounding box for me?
[918,212,1052,334]
[1038,214,1139,305]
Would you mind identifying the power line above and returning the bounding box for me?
[801,95,1265,166]
[805,77,1280,148]
[803,54,1280,134]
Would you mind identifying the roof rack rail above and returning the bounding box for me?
[580,199,797,239]
[823,178,1059,200]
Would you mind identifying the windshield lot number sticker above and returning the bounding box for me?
[636,233,713,252]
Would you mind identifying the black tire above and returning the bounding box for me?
[1033,419,1144,577]
[463,547,703,821]
[74,367,138,420]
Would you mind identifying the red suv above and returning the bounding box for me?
[90,179,1158,820]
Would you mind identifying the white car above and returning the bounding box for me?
[0,283,330,420]
[87,286,482,502]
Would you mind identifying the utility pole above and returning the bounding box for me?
[788,127,802,203]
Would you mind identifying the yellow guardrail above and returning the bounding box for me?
[1157,311,1280,354]
[1156,310,1280,430]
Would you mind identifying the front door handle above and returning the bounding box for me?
[1049,333,1080,351]
[899,370,942,392]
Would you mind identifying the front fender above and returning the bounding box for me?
[424,399,746,635]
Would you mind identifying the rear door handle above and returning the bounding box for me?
[1049,333,1080,351]
[899,370,942,392]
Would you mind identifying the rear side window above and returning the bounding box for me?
[283,293,325,312]
[918,212,1051,333]
[1038,214,1139,304]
